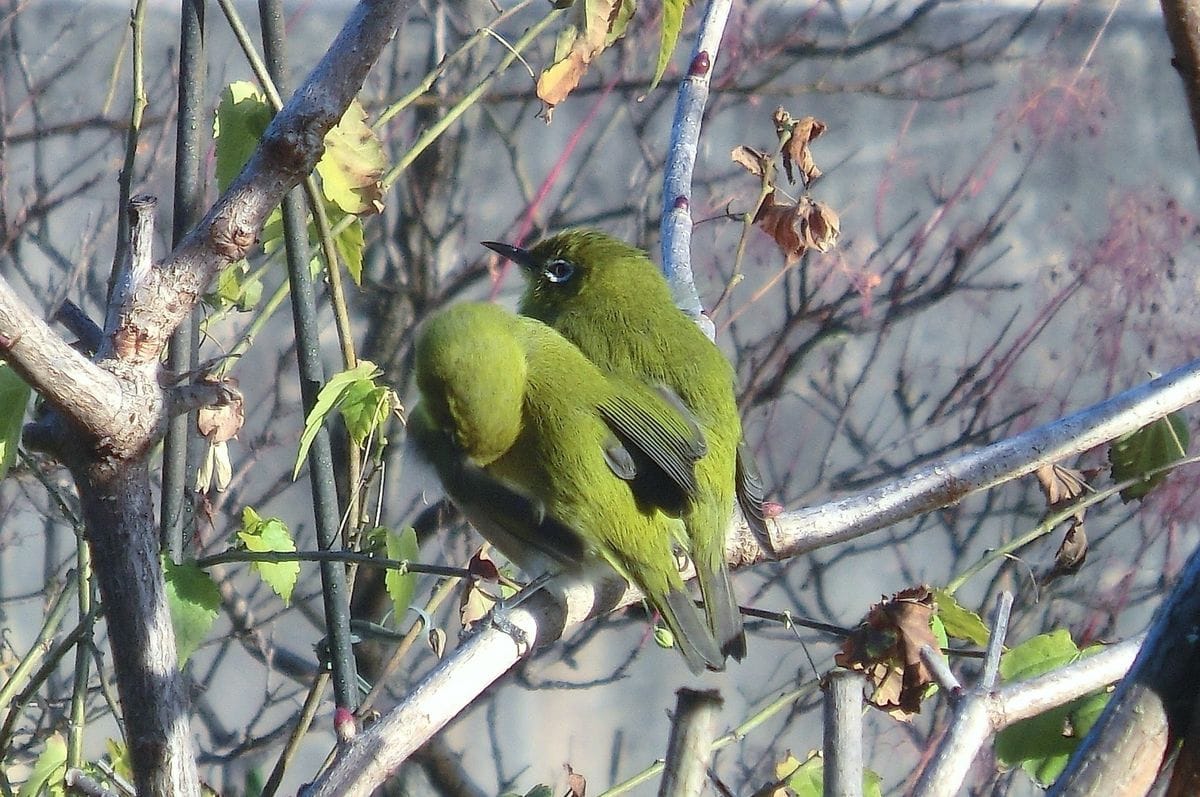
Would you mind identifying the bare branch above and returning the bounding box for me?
[0,275,124,439]
[660,688,724,797]
[913,635,1141,797]
[755,359,1200,564]
[660,0,732,336]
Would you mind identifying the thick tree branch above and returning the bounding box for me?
[0,276,124,438]
[754,358,1200,564]
[104,0,405,368]
[0,2,412,794]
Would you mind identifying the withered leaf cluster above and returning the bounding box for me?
[732,107,840,262]
[1035,463,1092,582]
[835,586,939,718]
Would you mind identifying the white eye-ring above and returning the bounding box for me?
[544,258,575,283]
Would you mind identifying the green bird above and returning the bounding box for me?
[484,230,768,662]
[409,301,726,673]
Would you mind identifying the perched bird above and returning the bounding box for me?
[409,301,725,672]
[484,230,768,661]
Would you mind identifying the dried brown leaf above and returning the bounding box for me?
[428,627,446,658]
[731,145,768,178]
[1035,463,1088,508]
[460,546,503,629]
[753,190,806,261]
[775,108,826,186]
[1042,518,1089,585]
[196,378,244,443]
[835,586,937,718]
[564,764,586,797]
[803,200,841,252]
[753,192,840,261]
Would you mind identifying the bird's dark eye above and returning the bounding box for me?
[543,258,575,284]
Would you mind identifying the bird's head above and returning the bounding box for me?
[483,229,667,324]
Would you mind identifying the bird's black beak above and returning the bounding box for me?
[482,241,537,272]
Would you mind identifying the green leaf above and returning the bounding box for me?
[316,99,386,217]
[238,507,300,605]
[652,0,685,90]
[293,362,375,476]
[1109,412,1189,501]
[214,81,273,191]
[386,525,424,633]
[243,767,264,797]
[294,362,387,478]
[995,631,1110,786]
[384,527,420,628]
[779,751,821,796]
[999,629,1080,681]
[0,363,30,481]
[933,588,991,647]
[334,215,365,285]
[164,559,221,666]
[104,738,133,781]
[18,733,66,797]
[207,261,263,314]
[339,378,391,447]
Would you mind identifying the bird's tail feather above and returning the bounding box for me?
[660,589,725,674]
[696,561,747,661]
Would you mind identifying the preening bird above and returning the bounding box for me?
[484,229,769,662]
[409,301,725,672]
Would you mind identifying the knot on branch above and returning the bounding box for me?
[263,109,332,176]
[209,211,258,261]
[112,322,158,362]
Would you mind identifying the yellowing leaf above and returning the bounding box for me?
[317,99,387,217]
[238,507,299,605]
[537,0,628,109]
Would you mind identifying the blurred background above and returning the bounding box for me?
[2,0,1198,793]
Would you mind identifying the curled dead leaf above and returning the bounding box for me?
[564,764,586,797]
[1035,463,1089,508]
[774,107,826,187]
[1042,518,1088,585]
[835,586,938,718]
[460,545,504,629]
[428,627,446,658]
[805,200,840,252]
[196,396,244,444]
[731,145,769,178]
[753,191,841,261]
